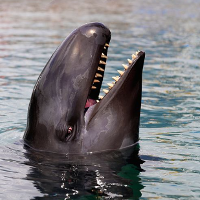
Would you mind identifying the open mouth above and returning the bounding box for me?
[84,41,143,113]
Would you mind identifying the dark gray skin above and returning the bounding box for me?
[24,22,145,154]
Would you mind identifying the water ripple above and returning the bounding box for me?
[0,0,200,199]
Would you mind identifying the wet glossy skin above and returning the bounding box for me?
[24,22,145,154]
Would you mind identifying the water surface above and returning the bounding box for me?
[0,0,200,199]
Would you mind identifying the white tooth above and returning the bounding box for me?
[93,79,100,83]
[99,95,104,99]
[132,54,137,59]
[122,64,128,70]
[95,73,103,78]
[112,76,120,82]
[99,60,106,65]
[101,53,108,59]
[96,100,99,102]
[98,66,104,72]
[127,59,132,64]
[107,83,114,88]
[103,89,109,94]
[91,86,97,89]
[136,51,140,55]
[105,43,109,47]
[117,70,124,76]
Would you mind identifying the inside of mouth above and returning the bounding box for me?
[84,42,141,112]
[84,42,109,111]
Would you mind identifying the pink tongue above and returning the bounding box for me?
[85,99,97,108]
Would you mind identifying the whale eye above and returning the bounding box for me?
[56,124,74,142]
[67,126,73,134]
[65,126,73,140]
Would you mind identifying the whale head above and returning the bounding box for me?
[24,22,145,154]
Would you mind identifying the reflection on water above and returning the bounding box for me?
[24,145,144,199]
[0,0,200,199]
[0,144,144,199]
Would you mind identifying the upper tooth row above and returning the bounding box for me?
[95,73,102,78]
[101,53,108,59]
[99,60,106,65]
[99,52,108,65]
[105,43,109,47]
[91,50,109,90]
[104,43,109,49]
[98,66,104,71]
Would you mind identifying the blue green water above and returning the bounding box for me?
[0,0,200,199]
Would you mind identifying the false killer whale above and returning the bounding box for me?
[23,22,145,154]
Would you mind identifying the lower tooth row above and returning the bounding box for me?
[98,51,140,99]
[112,76,120,82]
